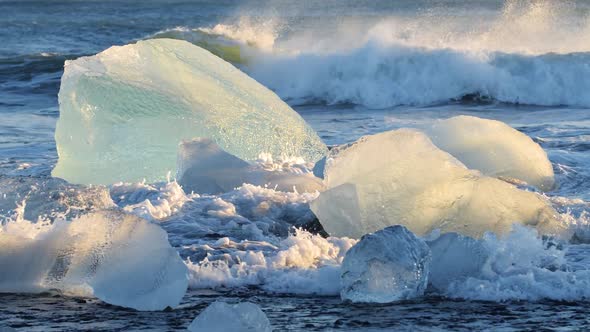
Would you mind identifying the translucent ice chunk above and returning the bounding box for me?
[427,232,488,291]
[0,211,188,311]
[53,38,327,185]
[340,225,431,303]
[177,138,324,194]
[311,129,561,239]
[188,301,273,332]
[428,115,555,191]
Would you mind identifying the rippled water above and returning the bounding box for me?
[3,290,590,331]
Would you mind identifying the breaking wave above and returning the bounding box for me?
[149,0,590,108]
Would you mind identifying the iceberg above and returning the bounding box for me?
[0,211,188,311]
[188,301,273,332]
[53,38,327,185]
[177,138,324,194]
[340,225,431,303]
[311,129,561,239]
[428,115,555,191]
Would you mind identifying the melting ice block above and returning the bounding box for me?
[0,211,188,311]
[53,38,326,185]
[428,115,555,191]
[311,129,561,239]
[177,138,324,194]
[188,301,273,332]
[341,225,431,303]
[427,232,488,291]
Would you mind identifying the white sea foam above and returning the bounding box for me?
[153,1,590,108]
[3,174,590,302]
[437,225,590,302]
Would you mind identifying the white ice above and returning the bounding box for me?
[340,225,431,303]
[52,38,326,185]
[311,129,561,239]
[428,115,555,191]
[0,210,188,311]
[177,138,324,194]
[188,301,273,332]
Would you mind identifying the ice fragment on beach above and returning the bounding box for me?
[427,232,488,291]
[188,301,273,332]
[340,225,431,303]
[0,210,188,311]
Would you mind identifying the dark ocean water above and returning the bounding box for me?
[2,0,590,331]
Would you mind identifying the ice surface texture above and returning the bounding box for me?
[53,38,326,185]
[188,301,273,332]
[0,210,188,311]
[427,232,488,291]
[311,129,560,239]
[341,225,431,303]
[428,115,555,191]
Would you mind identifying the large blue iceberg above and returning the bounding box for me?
[53,38,327,185]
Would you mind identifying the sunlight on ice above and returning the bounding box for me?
[428,115,555,191]
[311,129,562,239]
[341,225,431,303]
[53,38,326,185]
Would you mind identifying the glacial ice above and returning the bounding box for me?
[340,225,431,303]
[188,301,273,332]
[53,38,326,185]
[427,232,488,291]
[428,115,555,191]
[0,210,188,311]
[310,129,561,239]
[177,138,324,194]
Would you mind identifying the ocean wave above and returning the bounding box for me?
[0,53,80,96]
[148,0,590,108]
[249,47,590,108]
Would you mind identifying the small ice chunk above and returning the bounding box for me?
[188,301,272,332]
[311,129,560,239]
[428,115,555,191]
[340,225,431,303]
[0,211,188,311]
[177,138,324,194]
[177,138,251,194]
[427,232,488,291]
[53,38,327,185]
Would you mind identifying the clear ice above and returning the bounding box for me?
[427,232,488,291]
[340,225,431,303]
[53,38,326,185]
